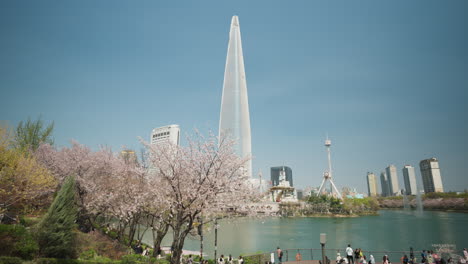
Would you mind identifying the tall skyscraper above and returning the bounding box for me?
[150,125,180,146]
[367,172,378,197]
[271,166,293,187]
[219,16,252,178]
[385,165,400,196]
[380,172,390,197]
[420,158,444,193]
[402,165,417,195]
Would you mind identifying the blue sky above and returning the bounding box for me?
[1,0,467,193]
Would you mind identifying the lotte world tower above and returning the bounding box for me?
[219,16,252,178]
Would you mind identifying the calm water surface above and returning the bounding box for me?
[142,210,468,258]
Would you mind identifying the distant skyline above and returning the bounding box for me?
[1,1,467,193]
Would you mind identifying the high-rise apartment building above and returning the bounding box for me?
[219,16,252,178]
[271,166,293,187]
[150,125,180,146]
[385,165,400,196]
[402,165,417,195]
[380,172,390,197]
[419,158,444,193]
[367,172,378,197]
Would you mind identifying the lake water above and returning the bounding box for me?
[141,210,468,259]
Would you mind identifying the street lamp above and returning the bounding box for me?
[214,218,219,261]
[198,216,203,260]
[320,233,327,264]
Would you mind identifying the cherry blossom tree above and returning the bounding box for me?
[35,141,146,240]
[143,132,256,264]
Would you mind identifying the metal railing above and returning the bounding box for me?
[243,248,461,264]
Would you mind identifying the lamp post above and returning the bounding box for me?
[320,233,327,264]
[214,218,219,261]
[198,216,203,260]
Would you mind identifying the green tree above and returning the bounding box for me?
[37,175,77,258]
[0,124,56,216]
[14,117,54,153]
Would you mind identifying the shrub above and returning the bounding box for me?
[120,254,146,264]
[35,258,118,264]
[80,250,97,260]
[0,256,23,264]
[0,224,39,259]
[14,232,39,260]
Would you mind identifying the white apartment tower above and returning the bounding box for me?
[419,158,444,193]
[385,165,400,196]
[366,172,378,197]
[402,165,417,195]
[150,125,180,146]
[219,16,252,177]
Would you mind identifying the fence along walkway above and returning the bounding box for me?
[244,248,436,264]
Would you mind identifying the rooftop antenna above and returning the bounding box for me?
[317,135,342,199]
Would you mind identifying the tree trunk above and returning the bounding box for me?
[170,223,192,264]
[152,223,170,257]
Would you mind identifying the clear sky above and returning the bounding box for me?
[1,0,467,193]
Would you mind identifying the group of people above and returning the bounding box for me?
[420,248,468,264]
[339,244,372,264]
[217,254,244,264]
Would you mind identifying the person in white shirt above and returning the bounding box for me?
[346,245,354,264]
[337,253,343,264]
[218,255,225,264]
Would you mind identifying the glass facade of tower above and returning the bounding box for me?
[219,16,252,178]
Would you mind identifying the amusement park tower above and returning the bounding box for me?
[317,137,342,199]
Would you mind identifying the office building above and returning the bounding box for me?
[219,16,252,177]
[120,149,138,164]
[366,172,378,197]
[150,124,180,146]
[402,165,417,195]
[380,172,390,197]
[420,158,444,193]
[271,166,293,187]
[385,165,400,196]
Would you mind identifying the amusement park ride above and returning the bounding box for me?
[317,137,342,199]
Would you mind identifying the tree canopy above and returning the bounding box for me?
[14,117,54,153]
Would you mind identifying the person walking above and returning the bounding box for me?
[277,247,284,264]
[383,255,389,264]
[421,250,427,263]
[239,256,244,264]
[346,245,354,264]
[354,249,361,263]
[296,252,302,261]
[369,255,375,264]
[218,255,225,264]
[402,255,409,264]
